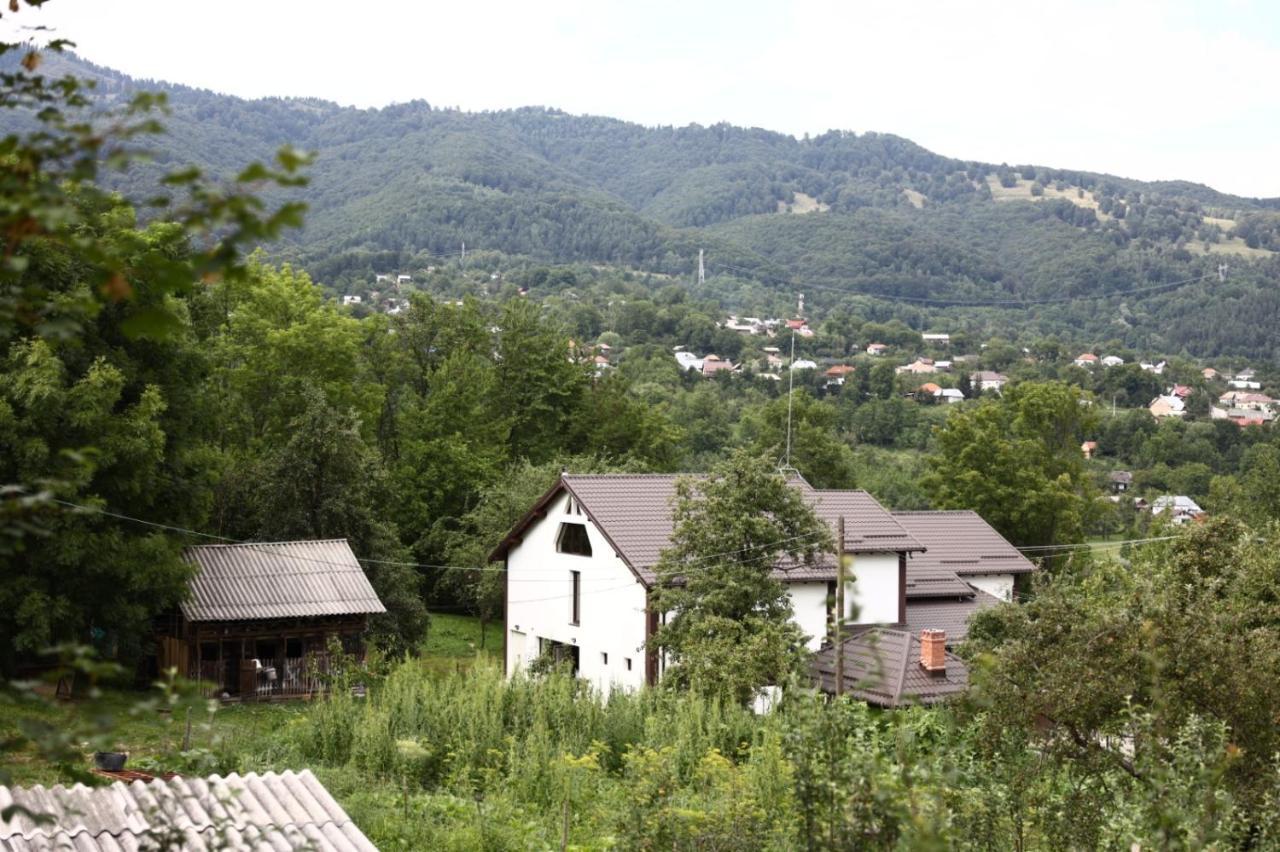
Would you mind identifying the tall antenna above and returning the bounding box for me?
[797,291,804,317]
[461,241,467,265]
[697,249,705,286]
[782,330,797,471]
[1217,262,1229,282]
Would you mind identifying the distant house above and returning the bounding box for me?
[724,315,766,335]
[397,274,413,284]
[933,360,953,372]
[374,273,393,284]
[1140,360,1167,375]
[1228,368,1262,390]
[970,371,1008,392]
[825,364,856,386]
[791,358,818,371]
[1148,394,1186,419]
[593,354,612,376]
[0,770,376,851]
[675,351,704,372]
[935,388,965,404]
[922,333,951,346]
[701,354,737,376]
[896,358,937,375]
[1073,353,1099,368]
[785,318,815,337]
[341,295,362,306]
[1202,367,1219,380]
[154,540,385,700]
[866,343,889,356]
[1218,391,1274,411]
[917,381,942,397]
[1081,441,1098,459]
[1101,355,1125,367]
[1108,470,1133,493]
[1151,495,1205,525]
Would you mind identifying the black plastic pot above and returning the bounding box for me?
[93,751,127,771]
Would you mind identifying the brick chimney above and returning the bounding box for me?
[919,629,946,674]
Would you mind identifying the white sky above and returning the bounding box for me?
[6,0,1279,197]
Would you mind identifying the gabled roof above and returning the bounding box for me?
[892,511,1036,587]
[811,627,970,707]
[0,770,376,851]
[181,539,386,622]
[490,474,924,586]
[903,588,1004,641]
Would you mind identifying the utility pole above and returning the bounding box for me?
[461,241,466,265]
[835,515,846,697]
[697,249,705,286]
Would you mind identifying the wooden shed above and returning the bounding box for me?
[155,539,386,700]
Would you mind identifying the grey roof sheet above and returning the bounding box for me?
[0,770,376,851]
[892,511,1036,580]
[811,627,970,707]
[545,474,923,585]
[904,589,1004,641]
[181,539,386,622]
[904,566,976,598]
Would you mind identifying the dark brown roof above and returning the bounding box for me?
[893,511,1036,582]
[811,627,971,707]
[489,473,924,586]
[903,588,1004,641]
[182,539,386,622]
[904,565,976,598]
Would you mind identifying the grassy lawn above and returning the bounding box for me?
[422,610,503,658]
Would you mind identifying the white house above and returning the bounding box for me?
[674,351,704,372]
[1151,495,1205,525]
[1072,353,1099,368]
[490,473,1030,699]
[1101,355,1125,367]
[342,295,362,306]
[970,371,1008,392]
[935,388,965,404]
[791,358,818,371]
[922,333,950,346]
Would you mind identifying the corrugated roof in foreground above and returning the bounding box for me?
[811,627,970,708]
[181,539,386,622]
[501,473,924,585]
[0,769,376,851]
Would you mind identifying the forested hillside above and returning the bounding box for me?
[6,51,1280,358]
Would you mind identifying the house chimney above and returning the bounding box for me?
[920,629,946,674]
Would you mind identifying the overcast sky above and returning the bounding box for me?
[6,0,1278,197]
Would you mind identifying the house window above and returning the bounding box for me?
[601,652,609,665]
[556,523,593,557]
[625,657,632,671]
[570,570,581,625]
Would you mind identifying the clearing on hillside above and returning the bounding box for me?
[903,189,926,208]
[985,176,1111,219]
[776,192,830,214]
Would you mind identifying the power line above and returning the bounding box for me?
[1016,534,1180,553]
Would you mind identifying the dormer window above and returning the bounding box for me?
[556,523,593,557]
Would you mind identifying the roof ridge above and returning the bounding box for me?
[891,509,977,516]
[185,539,350,550]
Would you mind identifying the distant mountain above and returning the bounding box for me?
[7,52,1280,357]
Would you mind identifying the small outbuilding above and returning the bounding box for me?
[154,539,385,700]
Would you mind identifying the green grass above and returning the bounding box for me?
[421,610,502,659]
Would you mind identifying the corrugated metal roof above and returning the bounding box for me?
[904,589,1005,641]
[181,539,386,622]
[811,627,970,707]
[892,511,1036,580]
[497,474,924,585]
[0,769,376,851]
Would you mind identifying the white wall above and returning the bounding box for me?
[966,573,1014,602]
[788,583,833,650]
[787,552,903,648]
[847,552,901,625]
[505,491,649,696]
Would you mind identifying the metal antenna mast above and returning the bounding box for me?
[782,330,797,471]
[697,249,705,286]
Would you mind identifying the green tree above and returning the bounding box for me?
[650,451,833,704]
[739,391,857,488]
[246,385,427,651]
[925,381,1099,547]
